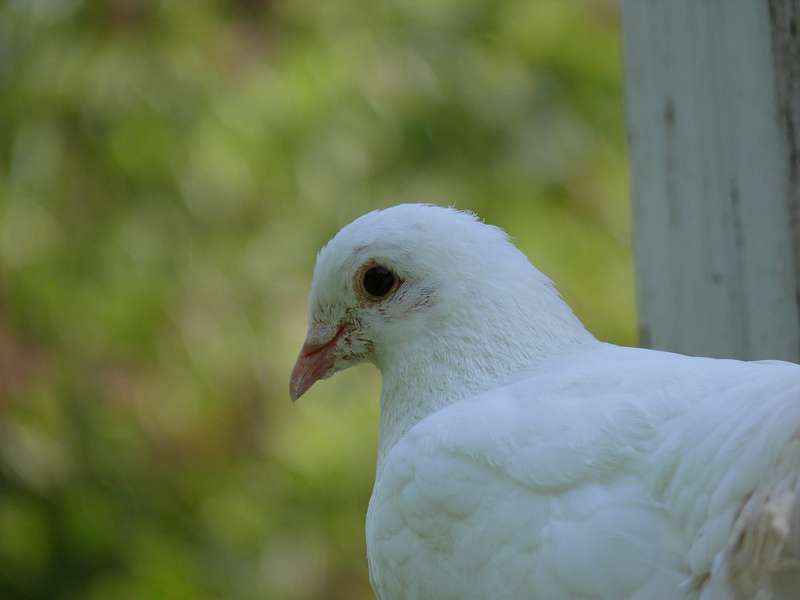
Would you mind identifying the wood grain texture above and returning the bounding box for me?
[622,0,800,361]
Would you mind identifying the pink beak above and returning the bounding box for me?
[289,323,346,402]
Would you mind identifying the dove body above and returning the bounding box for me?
[291,204,800,600]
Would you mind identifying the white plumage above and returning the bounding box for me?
[289,204,800,600]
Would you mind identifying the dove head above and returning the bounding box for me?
[290,204,597,408]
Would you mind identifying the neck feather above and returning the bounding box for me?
[373,298,599,468]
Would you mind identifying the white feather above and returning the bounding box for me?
[297,204,800,600]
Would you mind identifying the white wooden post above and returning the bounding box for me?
[621,0,800,362]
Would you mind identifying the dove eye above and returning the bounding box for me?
[362,266,396,299]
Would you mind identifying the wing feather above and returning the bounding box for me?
[367,348,800,600]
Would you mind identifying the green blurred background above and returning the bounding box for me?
[0,1,633,598]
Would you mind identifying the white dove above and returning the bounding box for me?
[289,203,800,600]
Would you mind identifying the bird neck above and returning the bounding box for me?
[374,304,599,470]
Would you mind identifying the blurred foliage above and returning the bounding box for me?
[0,0,632,598]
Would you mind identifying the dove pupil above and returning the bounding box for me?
[364,266,395,297]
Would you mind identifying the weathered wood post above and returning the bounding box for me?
[621,0,800,361]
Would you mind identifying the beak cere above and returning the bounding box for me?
[289,322,347,402]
